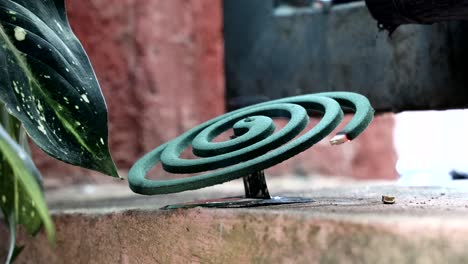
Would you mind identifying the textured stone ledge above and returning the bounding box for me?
[2,179,468,263]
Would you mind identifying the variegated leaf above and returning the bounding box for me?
[0,0,118,177]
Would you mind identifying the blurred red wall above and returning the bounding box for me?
[34,0,396,185]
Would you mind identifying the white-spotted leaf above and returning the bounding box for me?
[0,0,118,177]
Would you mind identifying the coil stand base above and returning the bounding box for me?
[161,196,314,210]
[161,169,313,209]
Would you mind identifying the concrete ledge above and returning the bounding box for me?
[3,178,468,263]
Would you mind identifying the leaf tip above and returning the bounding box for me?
[99,157,120,179]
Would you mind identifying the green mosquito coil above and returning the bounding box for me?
[128,92,374,195]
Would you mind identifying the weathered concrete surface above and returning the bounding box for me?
[2,179,468,263]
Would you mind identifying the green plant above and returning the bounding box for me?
[0,1,118,262]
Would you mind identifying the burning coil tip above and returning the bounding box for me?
[329,134,349,145]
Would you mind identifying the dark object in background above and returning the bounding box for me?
[276,0,358,6]
[450,170,468,180]
[224,0,468,112]
[227,95,270,112]
[365,0,468,33]
[275,0,314,7]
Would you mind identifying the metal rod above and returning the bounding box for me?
[243,170,271,199]
[229,127,271,199]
